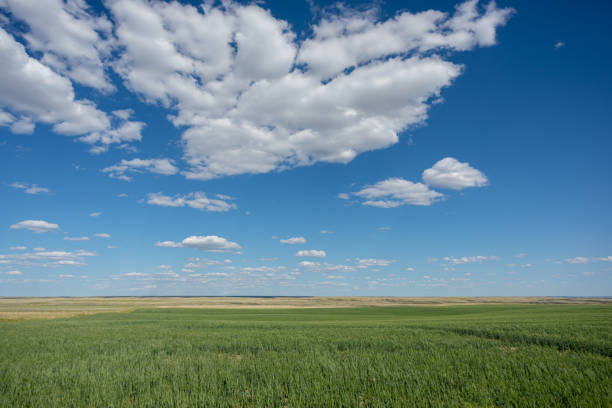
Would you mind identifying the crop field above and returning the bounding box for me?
[1,302,611,407]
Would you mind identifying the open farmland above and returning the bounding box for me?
[1,301,610,407]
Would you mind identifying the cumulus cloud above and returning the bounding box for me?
[355,258,393,268]
[105,0,511,180]
[0,248,96,268]
[146,192,236,212]
[298,261,355,272]
[90,212,102,217]
[0,0,511,178]
[63,236,89,241]
[0,27,143,152]
[102,158,178,181]
[280,237,306,244]
[422,157,488,190]
[564,256,612,264]
[9,219,59,233]
[443,255,499,265]
[156,235,241,252]
[349,157,487,207]
[353,178,443,207]
[94,233,111,238]
[1,0,115,91]
[296,250,327,258]
[10,182,50,194]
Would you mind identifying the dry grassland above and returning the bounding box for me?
[1,296,610,321]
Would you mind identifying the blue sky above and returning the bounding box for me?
[0,0,610,296]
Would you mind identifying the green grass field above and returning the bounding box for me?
[1,304,611,407]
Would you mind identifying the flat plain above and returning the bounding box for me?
[0,298,610,407]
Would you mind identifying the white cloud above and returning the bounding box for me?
[90,212,102,217]
[298,261,354,272]
[102,158,178,181]
[564,256,589,264]
[106,0,511,180]
[10,182,50,194]
[78,110,145,153]
[422,157,488,190]
[10,219,59,233]
[9,246,26,251]
[1,0,512,178]
[242,266,287,273]
[296,250,327,258]
[59,274,74,278]
[146,192,236,212]
[94,233,111,238]
[1,270,21,275]
[355,258,393,268]
[353,178,443,207]
[63,236,89,241]
[122,272,146,277]
[1,0,115,91]
[514,253,527,258]
[563,256,612,264]
[0,249,96,268]
[554,41,565,49]
[280,237,306,244]
[337,193,350,200]
[182,258,232,271]
[0,27,143,151]
[443,255,499,265]
[156,235,241,252]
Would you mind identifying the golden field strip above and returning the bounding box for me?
[1,296,610,321]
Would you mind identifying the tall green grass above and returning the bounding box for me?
[1,305,610,407]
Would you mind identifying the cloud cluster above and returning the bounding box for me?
[147,192,236,212]
[443,255,499,265]
[102,158,178,181]
[0,0,512,179]
[298,261,355,272]
[10,182,50,195]
[349,157,487,207]
[0,24,143,152]
[564,256,612,264]
[0,248,96,268]
[355,258,393,268]
[156,235,241,252]
[353,178,443,207]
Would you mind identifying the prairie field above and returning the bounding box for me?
[0,300,610,407]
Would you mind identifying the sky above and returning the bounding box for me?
[0,0,610,297]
